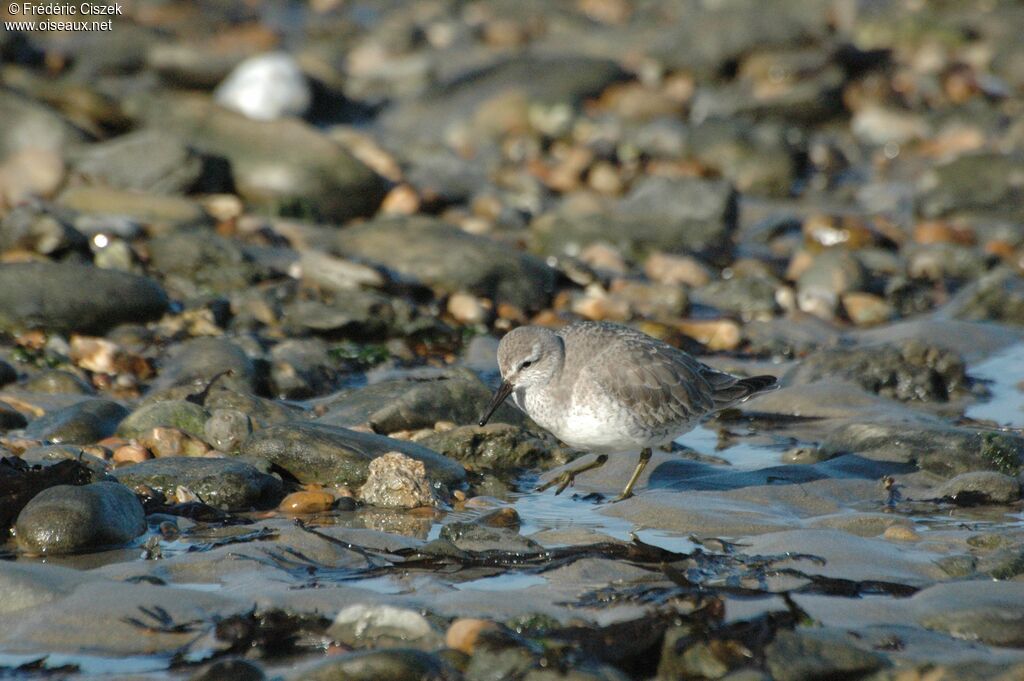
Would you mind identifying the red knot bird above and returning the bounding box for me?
[479,321,777,500]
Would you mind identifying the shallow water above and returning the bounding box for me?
[965,341,1024,428]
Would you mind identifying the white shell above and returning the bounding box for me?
[214,52,312,122]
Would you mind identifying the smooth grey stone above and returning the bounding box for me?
[24,398,128,444]
[764,628,887,681]
[133,93,386,222]
[379,54,625,145]
[691,274,779,318]
[691,60,844,126]
[71,129,207,195]
[240,421,465,488]
[317,368,526,433]
[689,118,796,196]
[148,230,262,294]
[150,337,257,394]
[934,471,1021,505]
[112,457,282,511]
[15,481,145,554]
[0,263,168,335]
[334,216,555,310]
[268,337,338,399]
[743,316,840,359]
[821,421,1024,478]
[796,247,865,315]
[117,399,210,439]
[282,290,409,339]
[0,91,86,157]
[58,185,208,227]
[20,369,94,395]
[531,176,737,261]
[646,2,830,75]
[784,340,971,403]
[918,152,1024,219]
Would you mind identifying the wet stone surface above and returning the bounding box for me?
[112,457,283,512]
[3,1,1024,680]
[14,481,146,555]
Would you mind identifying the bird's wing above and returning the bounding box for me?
[574,329,717,430]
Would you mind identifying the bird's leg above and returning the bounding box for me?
[537,454,609,495]
[614,448,652,501]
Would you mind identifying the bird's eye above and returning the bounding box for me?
[520,360,533,370]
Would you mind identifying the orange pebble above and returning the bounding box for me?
[446,618,499,655]
[279,490,335,514]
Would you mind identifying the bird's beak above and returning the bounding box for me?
[479,380,514,426]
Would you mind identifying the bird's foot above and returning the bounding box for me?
[536,454,609,495]
[536,471,575,495]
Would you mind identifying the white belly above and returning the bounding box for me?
[516,385,695,453]
[555,402,692,454]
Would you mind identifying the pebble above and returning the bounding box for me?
[841,292,894,326]
[138,427,212,458]
[0,148,65,206]
[360,452,438,509]
[112,444,152,465]
[118,400,210,440]
[24,399,128,445]
[69,336,124,375]
[214,52,311,121]
[279,490,335,514]
[882,525,921,542]
[579,242,628,274]
[380,184,421,215]
[675,318,742,351]
[644,252,712,287]
[445,618,499,654]
[329,604,439,647]
[447,292,489,325]
[204,408,253,453]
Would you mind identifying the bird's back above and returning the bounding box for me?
[548,322,775,450]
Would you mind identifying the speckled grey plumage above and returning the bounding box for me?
[492,321,777,454]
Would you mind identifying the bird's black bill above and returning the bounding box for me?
[479,380,514,426]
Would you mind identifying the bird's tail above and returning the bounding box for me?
[709,373,778,408]
[737,375,778,396]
